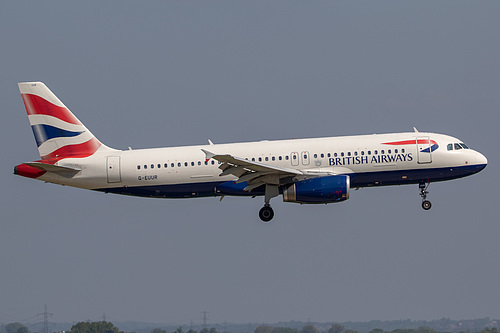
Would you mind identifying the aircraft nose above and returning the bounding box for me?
[476,151,488,166]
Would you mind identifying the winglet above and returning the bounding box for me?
[201,149,215,162]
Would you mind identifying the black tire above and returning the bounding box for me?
[422,200,432,210]
[259,206,274,222]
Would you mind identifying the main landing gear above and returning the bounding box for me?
[259,185,279,222]
[259,205,274,222]
[419,182,432,210]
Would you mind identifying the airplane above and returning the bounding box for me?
[14,82,488,222]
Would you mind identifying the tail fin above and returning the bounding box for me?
[18,82,113,163]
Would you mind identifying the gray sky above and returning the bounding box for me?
[1,1,499,326]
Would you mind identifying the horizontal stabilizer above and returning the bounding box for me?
[26,162,81,173]
[14,162,81,179]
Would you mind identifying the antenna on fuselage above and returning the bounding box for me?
[413,127,419,133]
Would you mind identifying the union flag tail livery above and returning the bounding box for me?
[18,82,112,162]
[14,81,488,222]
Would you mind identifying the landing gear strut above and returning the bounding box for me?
[419,182,432,210]
[259,185,279,222]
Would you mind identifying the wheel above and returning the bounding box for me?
[259,206,274,222]
[422,200,432,210]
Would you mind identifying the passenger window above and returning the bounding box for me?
[401,149,405,153]
[368,151,371,155]
[164,163,168,168]
[272,156,275,161]
[171,163,175,167]
[178,163,181,167]
[151,164,154,169]
[454,143,462,150]
[304,154,308,159]
[361,151,364,156]
[285,156,289,160]
[279,156,282,161]
[321,153,324,158]
[137,165,141,170]
[258,157,262,162]
[395,149,398,153]
[354,151,358,156]
[388,149,391,154]
[334,153,338,157]
[327,153,331,158]
[314,154,318,158]
[198,161,201,166]
[381,150,384,154]
[347,152,351,156]
[158,164,161,169]
[211,160,215,165]
[293,155,297,160]
[252,158,255,161]
[191,162,194,166]
[341,152,344,157]
[265,157,269,161]
[144,165,147,169]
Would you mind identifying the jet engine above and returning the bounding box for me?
[283,175,350,204]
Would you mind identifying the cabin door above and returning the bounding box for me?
[416,137,432,164]
[107,156,122,183]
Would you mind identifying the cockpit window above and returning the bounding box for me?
[449,142,470,151]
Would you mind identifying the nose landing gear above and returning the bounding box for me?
[419,182,432,210]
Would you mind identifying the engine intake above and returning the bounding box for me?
[283,175,350,204]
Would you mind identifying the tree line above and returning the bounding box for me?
[1,321,498,333]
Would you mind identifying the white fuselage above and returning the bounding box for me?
[40,131,487,200]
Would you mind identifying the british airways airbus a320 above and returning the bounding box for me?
[14,82,487,222]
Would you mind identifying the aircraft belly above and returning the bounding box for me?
[94,180,225,198]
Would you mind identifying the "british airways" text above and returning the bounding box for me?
[329,153,413,166]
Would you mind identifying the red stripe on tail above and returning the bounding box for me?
[41,137,101,163]
[21,93,81,125]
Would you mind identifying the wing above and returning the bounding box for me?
[202,149,304,191]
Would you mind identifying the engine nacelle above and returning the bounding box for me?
[283,175,350,204]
